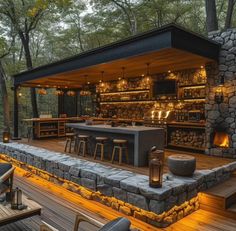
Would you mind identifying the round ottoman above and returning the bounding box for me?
[167,154,196,176]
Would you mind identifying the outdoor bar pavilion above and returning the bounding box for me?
[2,23,236,228]
[12,24,224,157]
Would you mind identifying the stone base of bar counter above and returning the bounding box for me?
[0,142,236,227]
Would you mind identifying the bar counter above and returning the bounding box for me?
[67,123,164,167]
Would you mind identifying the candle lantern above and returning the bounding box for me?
[149,146,164,165]
[215,76,224,104]
[149,158,163,188]
[11,187,22,209]
[2,131,10,143]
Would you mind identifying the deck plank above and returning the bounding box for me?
[0,169,236,230]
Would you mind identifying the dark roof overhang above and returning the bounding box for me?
[13,23,220,87]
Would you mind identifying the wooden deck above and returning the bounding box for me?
[1,164,236,230]
[18,138,235,175]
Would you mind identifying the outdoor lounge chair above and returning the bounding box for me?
[40,212,135,231]
[0,163,15,196]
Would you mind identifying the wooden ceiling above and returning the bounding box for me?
[21,48,212,89]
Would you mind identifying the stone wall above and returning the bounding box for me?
[1,142,236,227]
[206,28,236,158]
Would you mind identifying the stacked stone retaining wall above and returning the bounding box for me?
[0,142,236,227]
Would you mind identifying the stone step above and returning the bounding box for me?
[204,175,236,199]
[199,175,236,220]
[200,175,236,209]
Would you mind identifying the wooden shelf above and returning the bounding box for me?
[168,121,206,128]
[40,128,58,132]
[179,83,206,88]
[180,97,205,101]
[99,89,150,94]
[100,100,154,104]
[39,134,58,138]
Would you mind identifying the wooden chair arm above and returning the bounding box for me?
[0,167,15,184]
[73,212,103,231]
[40,224,58,231]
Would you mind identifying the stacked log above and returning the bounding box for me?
[169,129,205,149]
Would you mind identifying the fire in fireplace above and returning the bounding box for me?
[213,131,229,148]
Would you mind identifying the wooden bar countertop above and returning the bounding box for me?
[22,117,84,122]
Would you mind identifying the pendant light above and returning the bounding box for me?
[67,90,76,96]
[37,88,47,95]
[54,89,64,96]
[117,67,128,91]
[98,71,109,92]
[80,75,91,96]
[141,63,152,89]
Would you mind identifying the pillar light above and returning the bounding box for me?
[2,131,10,143]
[215,76,224,104]
[149,158,163,188]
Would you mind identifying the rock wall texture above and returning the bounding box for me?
[1,142,236,227]
[206,28,236,157]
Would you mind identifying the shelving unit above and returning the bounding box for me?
[34,120,66,138]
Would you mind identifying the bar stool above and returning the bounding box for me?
[76,135,90,157]
[93,137,109,161]
[64,133,76,153]
[111,139,129,165]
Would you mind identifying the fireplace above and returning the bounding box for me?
[213,131,230,148]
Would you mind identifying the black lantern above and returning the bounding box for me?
[11,187,22,209]
[149,158,163,188]
[2,131,10,143]
[215,76,224,104]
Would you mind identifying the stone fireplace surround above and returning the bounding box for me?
[206,28,236,158]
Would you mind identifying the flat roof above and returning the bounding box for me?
[13,23,220,87]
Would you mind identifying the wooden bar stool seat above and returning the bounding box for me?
[76,135,90,157]
[64,133,76,153]
[113,139,127,144]
[93,136,108,161]
[111,139,129,165]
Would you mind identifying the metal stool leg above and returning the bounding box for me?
[82,140,86,157]
[101,143,104,161]
[118,146,122,165]
[93,143,98,159]
[64,139,69,152]
[69,139,73,153]
[77,141,82,155]
[125,145,129,164]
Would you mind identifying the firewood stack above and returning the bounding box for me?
[169,129,206,149]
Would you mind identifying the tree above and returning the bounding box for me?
[0,0,72,118]
[205,0,218,32]
[225,0,236,29]
[205,0,236,32]
[0,38,12,131]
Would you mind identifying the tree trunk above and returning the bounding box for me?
[0,60,10,131]
[225,0,236,29]
[19,31,38,118]
[205,0,218,32]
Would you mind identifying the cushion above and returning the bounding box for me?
[99,217,131,231]
[0,163,12,176]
